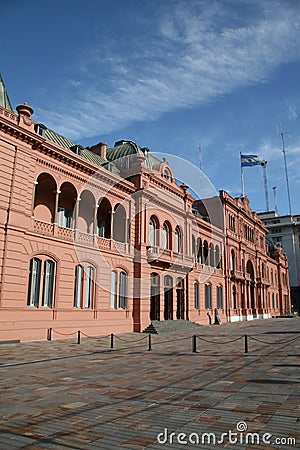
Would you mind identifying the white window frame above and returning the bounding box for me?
[217,285,223,309]
[27,257,56,308]
[58,206,73,228]
[110,270,128,310]
[205,284,212,309]
[74,264,95,309]
[194,282,200,309]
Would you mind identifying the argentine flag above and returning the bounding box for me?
[241,154,261,167]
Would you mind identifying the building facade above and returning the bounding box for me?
[0,76,291,342]
[258,210,300,312]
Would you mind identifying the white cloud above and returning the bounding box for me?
[288,105,298,121]
[35,0,300,141]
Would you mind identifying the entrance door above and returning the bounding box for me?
[176,278,185,319]
[246,260,256,313]
[150,273,160,321]
[164,275,173,320]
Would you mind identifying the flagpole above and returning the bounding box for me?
[240,152,245,197]
[261,161,269,212]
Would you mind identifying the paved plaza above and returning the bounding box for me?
[0,317,299,449]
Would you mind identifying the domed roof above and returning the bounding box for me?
[107,140,162,170]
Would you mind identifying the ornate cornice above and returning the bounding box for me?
[0,107,134,195]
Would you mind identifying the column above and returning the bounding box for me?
[110,210,115,240]
[93,204,98,235]
[74,197,81,230]
[31,180,38,216]
[54,189,61,224]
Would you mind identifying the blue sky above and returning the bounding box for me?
[2,0,300,215]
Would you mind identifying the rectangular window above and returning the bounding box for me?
[119,272,127,309]
[205,284,212,309]
[27,258,42,307]
[194,283,199,309]
[58,207,73,228]
[42,260,55,307]
[84,267,94,308]
[97,220,106,238]
[74,265,83,308]
[110,271,117,309]
[217,285,223,309]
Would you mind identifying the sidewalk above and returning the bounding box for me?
[0,317,299,449]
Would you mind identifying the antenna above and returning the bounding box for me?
[261,161,269,212]
[272,186,278,215]
[277,125,292,216]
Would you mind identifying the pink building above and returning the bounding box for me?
[0,75,291,342]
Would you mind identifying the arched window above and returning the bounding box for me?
[176,277,185,319]
[217,285,223,309]
[203,240,209,265]
[164,275,173,320]
[215,245,221,269]
[175,226,182,253]
[197,238,203,264]
[78,190,96,234]
[232,285,237,309]
[272,293,275,309]
[194,282,200,309]
[162,221,172,250]
[27,258,41,307]
[150,272,160,321]
[192,235,196,258]
[74,264,95,309]
[110,270,117,309]
[149,216,159,247]
[74,265,83,308]
[33,173,57,223]
[119,272,127,309]
[58,182,77,229]
[230,250,235,271]
[27,257,56,308]
[84,266,94,308]
[209,243,215,267]
[163,169,171,180]
[110,270,128,310]
[43,260,56,307]
[113,204,127,243]
[97,197,112,239]
[205,284,212,309]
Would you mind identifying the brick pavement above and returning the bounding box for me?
[0,317,299,449]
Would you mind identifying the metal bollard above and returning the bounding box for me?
[47,328,52,341]
[148,333,152,351]
[192,334,197,353]
[244,334,248,354]
[77,330,81,345]
[110,333,114,349]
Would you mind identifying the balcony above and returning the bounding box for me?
[146,246,193,267]
[33,219,129,254]
[230,269,245,281]
[256,276,271,287]
[33,219,54,236]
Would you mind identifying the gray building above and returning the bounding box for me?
[258,211,300,312]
